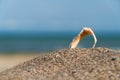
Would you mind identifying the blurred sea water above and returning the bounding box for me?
[0,31,120,53]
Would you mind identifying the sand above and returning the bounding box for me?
[0,54,40,72]
[0,47,120,80]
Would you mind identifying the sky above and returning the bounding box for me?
[0,0,120,32]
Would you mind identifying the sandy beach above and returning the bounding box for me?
[0,47,120,80]
[0,54,41,72]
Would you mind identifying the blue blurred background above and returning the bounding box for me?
[0,0,120,53]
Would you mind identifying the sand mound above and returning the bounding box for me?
[0,47,120,80]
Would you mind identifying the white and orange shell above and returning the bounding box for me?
[69,27,97,48]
